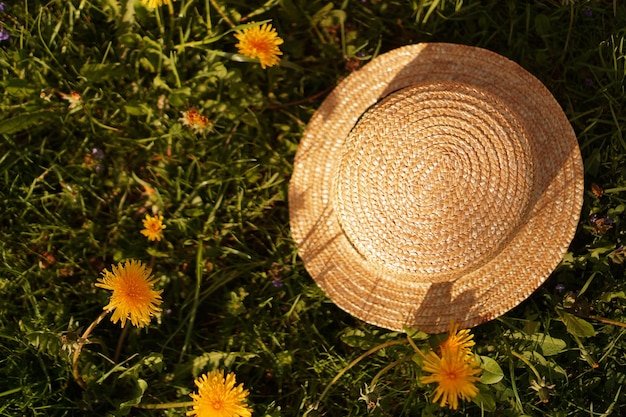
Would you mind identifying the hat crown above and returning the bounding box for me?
[333,82,534,281]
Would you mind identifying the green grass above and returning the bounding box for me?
[1,0,626,415]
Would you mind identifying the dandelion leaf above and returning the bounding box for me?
[508,331,567,356]
[471,383,497,412]
[535,14,552,37]
[146,247,169,258]
[25,330,62,356]
[561,311,596,338]
[340,329,371,348]
[192,351,258,377]
[80,62,123,82]
[115,378,147,416]
[99,0,122,20]
[479,355,504,384]
[600,291,626,302]
[2,79,40,98]
[537,335,567,356]
[124,101,153,116]
[0,110,56,134]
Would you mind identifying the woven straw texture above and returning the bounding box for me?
[289,43,584,333]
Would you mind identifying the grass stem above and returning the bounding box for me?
[179,241,204,362]
[134,400,194,409]
[316,339,407,405]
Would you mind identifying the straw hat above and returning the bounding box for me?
[289,43,583,333]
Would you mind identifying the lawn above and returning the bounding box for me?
[1,0,626,416]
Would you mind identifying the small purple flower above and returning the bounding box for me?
[582,8,592,18]
[272,278,284,288]
[590,213,614,234]
[0,28,8,42]
[592,214,615,227]
[583,78,594,88]
[92,147,105,160]
[0,3,5,13]
[555,283,566,292]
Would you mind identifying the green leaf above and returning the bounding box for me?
[535,14,552,37]
[100,0,121,20]
[80,62,123,82]
[2,79,40,98]
[116,378,148,416]
[146,247,169,258]
[319,9,346,28]
[341,329,371,349]
[0,111,56,134]
[124,102,153,116]
[191,351,258,377]
[311,3,335,27]
[522,320,540,335]
[25,331,62,356]
[471,383,496,412]
[119,32,142,49]
[508,331,567,356]
[523,350,548,367]
[520,351,568,379]
[170,87,192,107]
[479,356,504,384]
[600,291,626,302]
[589,245,614,260]
[537,334,567,356]
[561,311,596,338]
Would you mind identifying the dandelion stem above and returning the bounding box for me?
[588,315,626,329]
[406,333,424,358]
[370,355,414,387]
[72,309,110,389]
[134,400,194,409]
[113,323,130,363]
[317,339,407,405]
[209,0,236,29]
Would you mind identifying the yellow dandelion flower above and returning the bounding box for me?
[439,323,475,358]
[420,348,481,410]
[234,23,283,69]
[141,213,166,242]
[95,260,163,328]
[180,109,211,131]
[187,370,252,417]
[142,0,172,8]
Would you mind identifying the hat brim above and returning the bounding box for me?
[289,43,583,333]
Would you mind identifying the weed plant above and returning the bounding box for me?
[1,0,626,416]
